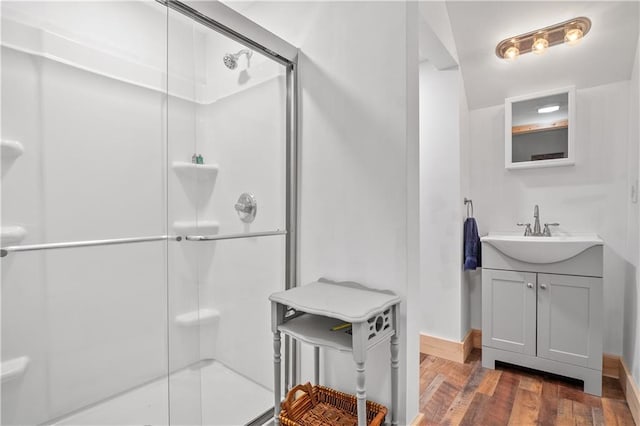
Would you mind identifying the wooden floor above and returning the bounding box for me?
[419,350,635,426]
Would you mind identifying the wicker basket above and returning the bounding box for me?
[279,382,387,426]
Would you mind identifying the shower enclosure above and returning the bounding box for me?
[0,1,297,425]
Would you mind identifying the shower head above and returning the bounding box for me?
[223,49,253,70]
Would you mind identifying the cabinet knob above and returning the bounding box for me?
[527,283,534,289]
[540,284,548,290]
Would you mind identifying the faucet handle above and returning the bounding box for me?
[517,223,532,236]
[543,223,559,237]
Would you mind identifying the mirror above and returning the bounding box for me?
[505,86,575,169]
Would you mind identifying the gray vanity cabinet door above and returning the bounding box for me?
[482,269,537,355]
[537,274,603,369]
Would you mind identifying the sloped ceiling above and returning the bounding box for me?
[446,1,639,109]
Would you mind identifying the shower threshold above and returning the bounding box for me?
[50,360,272,426]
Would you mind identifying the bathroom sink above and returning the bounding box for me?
[481,233,603,264]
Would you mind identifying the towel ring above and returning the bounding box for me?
[464,198,474,218]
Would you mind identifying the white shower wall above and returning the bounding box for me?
[2,2,287,424]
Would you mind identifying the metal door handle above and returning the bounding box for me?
[540,284,547,290]
[527,283,534,289]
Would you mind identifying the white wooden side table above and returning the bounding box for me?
[269,279,401,426]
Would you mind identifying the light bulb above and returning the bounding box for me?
[532,35,549,55]
[504,45,520,60]
[564,27,584,46]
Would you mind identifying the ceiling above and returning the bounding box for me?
[445,1,640,109]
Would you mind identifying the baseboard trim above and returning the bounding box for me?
[620,358,640,426]
[410,412,424,426]
[603,353,621,379]
[419,331,474,364]
[471,328,482,349]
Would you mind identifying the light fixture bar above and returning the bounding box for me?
[538,105,560,114]
[496,17,591,59]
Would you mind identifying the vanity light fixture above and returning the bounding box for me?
[496,17,591,60]
[538,105,560,114]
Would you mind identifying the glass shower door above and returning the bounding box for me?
[167,6,290,425]
[1,2,170,425]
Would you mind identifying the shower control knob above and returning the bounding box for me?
[235,193,257,223]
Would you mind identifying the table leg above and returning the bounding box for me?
[390,333,399,426]
[356,360,366,426]
[273,331,281,425]
[314,346,320,385]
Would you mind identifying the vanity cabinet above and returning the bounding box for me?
[481,242,604,396]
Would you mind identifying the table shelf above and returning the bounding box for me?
[279,314,353,352]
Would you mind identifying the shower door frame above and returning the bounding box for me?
[161,1,299,424]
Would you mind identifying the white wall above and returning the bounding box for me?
[468,81,632,356]
[221,1,421,422]
[419,61,466,342]
[459,73,472,335]
[623,21,640,390]
[295,4,419,421]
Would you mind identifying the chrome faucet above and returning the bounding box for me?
[517,205,560,236]
[533,205,541,236]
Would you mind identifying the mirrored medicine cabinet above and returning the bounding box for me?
[505,86,575,170]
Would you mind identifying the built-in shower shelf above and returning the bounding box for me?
[1,226,27,244]
[1,356,29,383]
[172,220,220,235]
[1,140,24,160]
[175,309,220,327]
[171,161,219,179]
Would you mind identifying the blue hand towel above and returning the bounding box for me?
[463,217,481,270]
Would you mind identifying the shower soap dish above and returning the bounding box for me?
[279,382,386,426]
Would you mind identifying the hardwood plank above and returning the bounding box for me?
[439,358,475,389]
[459,392,490,426]
[422,381,459,424]
[541,380,559,400]
[519,376,543,395]
[538,396,558,425]
[572,400,594,426]
[602,376,626,400]
[558,384,602,408]
[591,406,605,426]
[602,398,636,426]
[476,369,502,396]
[556,398,573,426]
[419,373,446,407]
[440,362,486,425]
[420,369,439,394]
[508,388,541,425]
[477,372,520,425]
